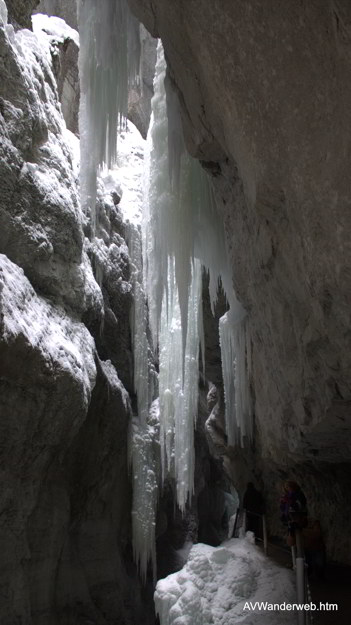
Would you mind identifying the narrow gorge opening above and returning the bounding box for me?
[1,1,351,624]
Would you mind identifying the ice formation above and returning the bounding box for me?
[219,311,252,447]
[143,43,253,518]
[77,0,140,234]
[154,536,296,625]
[143,45,209,512]
[100,119,159,582]
[129,223,159,583]
[0,0,8,24]
[129,400,160,585]
[75,7,253,578]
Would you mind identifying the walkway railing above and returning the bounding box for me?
[234,509,312,625]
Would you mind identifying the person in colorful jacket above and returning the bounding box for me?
[280,480,308,539]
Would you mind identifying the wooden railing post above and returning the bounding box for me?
[295,528,305,625]
[262,514,268,555]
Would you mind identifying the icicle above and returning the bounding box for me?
[128,222,155,423]
[175,260,202,509]
[129,401,159,585]
[157,259,202,510]
[143,44,206,509]
[0,0,8,25]
[165,71,184,192]
[130,39,252,583]
[127,217,160,583]
[77,0,140,235]
[219,310,252,446]
[161,45,253,448]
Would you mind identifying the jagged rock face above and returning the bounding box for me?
[128,25,157,138]
[52,34,80,135]
[0,22,101,317]
[6,0,39,28]
[0,13,153,624]
[35,0,78,30]
[128,0,351,561]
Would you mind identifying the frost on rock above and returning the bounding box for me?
[77,0,140,234]
[0,254,96,409]
[0,9,103,316]
[154,537,296,625]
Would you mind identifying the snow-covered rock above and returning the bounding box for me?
[0,253,97,442]
[0,7,155,623]
[0,13,102,317]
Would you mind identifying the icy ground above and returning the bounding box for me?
[155,535,296,625]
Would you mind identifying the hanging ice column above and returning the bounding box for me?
[144,44,253,475]
[77,0,140,234]
[128,219,159,584]
[142,46,208,512]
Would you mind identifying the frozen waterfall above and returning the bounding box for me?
[143,46,206,512]
[77,0,140,234]
[77,5,253,579]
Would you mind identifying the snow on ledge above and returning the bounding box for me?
[31,13,79,46]
[154,536,296,625]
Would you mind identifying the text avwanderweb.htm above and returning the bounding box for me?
[243,601,338,612]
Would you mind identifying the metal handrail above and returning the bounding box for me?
[236,508,309,625]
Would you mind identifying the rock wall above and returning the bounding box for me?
[128,25,157,138]
[35,0,77,30]
[128,0,351,562]
[6,0,39,28]
[0,10,154,624]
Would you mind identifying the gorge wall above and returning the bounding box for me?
[0,8,156,624]
[128,0,351,561]
[1,1,351,623]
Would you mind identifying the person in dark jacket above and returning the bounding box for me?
[280,480,308,543]
[243,482,265,539]
[303,518,326,579]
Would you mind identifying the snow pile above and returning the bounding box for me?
[155,537,296,625]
